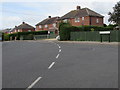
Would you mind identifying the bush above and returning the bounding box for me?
[6,31,48,40]
[59,22,79,41]
[59,23,114,41]
[4,34,10,41]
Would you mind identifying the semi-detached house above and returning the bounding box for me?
[36,16,59,34]
[58,6,104,26]
[11,22,35,34]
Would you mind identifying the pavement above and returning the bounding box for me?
[2,40,118,89]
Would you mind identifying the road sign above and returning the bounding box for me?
[99,31,110,42]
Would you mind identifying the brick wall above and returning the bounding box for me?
[65,16,103,26]
[36,23,57,31]
[90,17,103,26]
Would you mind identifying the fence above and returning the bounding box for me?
[34,34,57,40]
[70,30,120,42]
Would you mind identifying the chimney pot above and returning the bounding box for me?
[22,22,25,24]
[77,6,81,10]
[48,16,51,18]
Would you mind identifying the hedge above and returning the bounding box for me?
[59,22,114,41]
[4,31,48,41]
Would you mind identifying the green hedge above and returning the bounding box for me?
[59,22,114,41]
[4,31,48,41]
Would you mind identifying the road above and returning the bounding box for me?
[2,41,118,89]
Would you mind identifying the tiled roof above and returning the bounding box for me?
[36,17,59,26]
[17,22,35,29]
[59,8,104,20]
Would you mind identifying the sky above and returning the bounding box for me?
[0,0,119,30]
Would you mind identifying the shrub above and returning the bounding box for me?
[59,22,79,41]
[6,31,48,40]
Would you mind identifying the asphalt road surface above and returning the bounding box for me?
[2,41,118,89]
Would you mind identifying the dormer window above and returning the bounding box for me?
[96,19,99,23]
[75,18,80,22]
[39,25,42,28]
[45,25,48,28]
[63,19,68,23]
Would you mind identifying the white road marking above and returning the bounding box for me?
[48,62,55,69]
[26,77,42,90]
[59,49,61,52]
[58,46,61,48]
[57,44,61,48]
[56,54,60,59]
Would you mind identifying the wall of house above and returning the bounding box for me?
[36,23,57,31]
[11,28,35,33]
[69,16,90,26]
[90,17,103,26]
[22,28,35,32]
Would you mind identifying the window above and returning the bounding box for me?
[96,19,99,23]
[28,30,31,32]
[39,25,42,28]
[15,30,17,32]
[75,18,80,22]
[45,25,48,28]
[82,17,84,20]
[53,23,56,27]
[18,29,20,32]
[63,19,68,23]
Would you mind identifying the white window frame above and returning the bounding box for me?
[45,25,48,28]
[75,18,80,22]
[28,30,31,32]
[18,29,20,32]
[63,19,68,23]
[96,19,99,23]
[53,23,56,27]
[39,25,42,28]
[82,17,84,20]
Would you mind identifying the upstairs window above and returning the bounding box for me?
[53,23,56,27]
[96,19,99,23]
[75,18,80,22]
[39,25,42,28]
[82,17,84,20]
[45,25,48,28]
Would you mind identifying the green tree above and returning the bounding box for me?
[108,1,120,26]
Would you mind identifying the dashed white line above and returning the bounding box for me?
[48,62,55,69]
[57,44,61,48]
[26,77,42,90]
[59,49,61,52]
[56,54,60,59]
[58,46,61,49]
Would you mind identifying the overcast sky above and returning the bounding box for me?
[0,0,119,29]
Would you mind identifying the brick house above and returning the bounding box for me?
[10,22,35,33]
[59,6,104,26]
[36,16,59,34]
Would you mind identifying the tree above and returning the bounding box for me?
[108,1,120,26]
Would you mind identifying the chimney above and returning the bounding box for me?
[48,16,51,18]
[22,22,25,24]
[77,6,81,10]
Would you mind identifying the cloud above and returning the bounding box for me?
[0,1,119,29]
[1,16,22,29]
